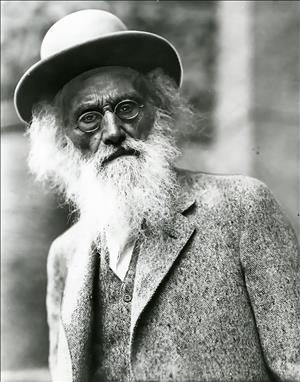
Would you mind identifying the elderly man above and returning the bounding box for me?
[14,9,299,382]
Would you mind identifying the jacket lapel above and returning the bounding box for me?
[61,235,98,382]
[130,194,196,339]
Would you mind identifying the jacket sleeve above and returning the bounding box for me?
[46,239,67,379]
[239,179,300,381]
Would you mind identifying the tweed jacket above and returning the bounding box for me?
[46,169,300,382]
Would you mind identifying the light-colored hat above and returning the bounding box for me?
[14,9,182,124]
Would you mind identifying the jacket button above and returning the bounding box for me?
[123,293,132,303]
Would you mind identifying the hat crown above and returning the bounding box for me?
[15,9,182,124]
[40,9,127,59]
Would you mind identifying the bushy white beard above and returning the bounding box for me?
[28,106,180,248]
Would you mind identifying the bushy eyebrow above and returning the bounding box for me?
[73,102,100,119]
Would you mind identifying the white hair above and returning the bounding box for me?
[27,70,196,246]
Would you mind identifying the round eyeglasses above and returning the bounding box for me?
[77,99,144,133]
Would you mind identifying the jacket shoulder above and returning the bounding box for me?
[176,167,270,202]
[48,222,81,272]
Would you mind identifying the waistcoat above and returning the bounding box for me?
[92,243,139,382]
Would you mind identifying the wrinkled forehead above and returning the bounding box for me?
[57,66,147,108]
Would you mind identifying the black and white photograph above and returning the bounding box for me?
[1,1,299,381]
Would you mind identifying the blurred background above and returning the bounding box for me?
[1,1,299,381]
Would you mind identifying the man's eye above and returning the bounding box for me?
[116,101,141,120]
[119,103,133,113]
[78,111,102,132]
[79,112,100,124]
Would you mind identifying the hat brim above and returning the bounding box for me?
[14,31,182,124]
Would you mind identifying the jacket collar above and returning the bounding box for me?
[130,190,196,344]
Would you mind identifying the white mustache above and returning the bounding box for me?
[101,147,140,166]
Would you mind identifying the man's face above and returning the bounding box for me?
[28,69,184,237]
[58,67,156,156]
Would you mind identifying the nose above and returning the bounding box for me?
[101,111,126,146]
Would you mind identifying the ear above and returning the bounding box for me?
[60,135,68,148]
